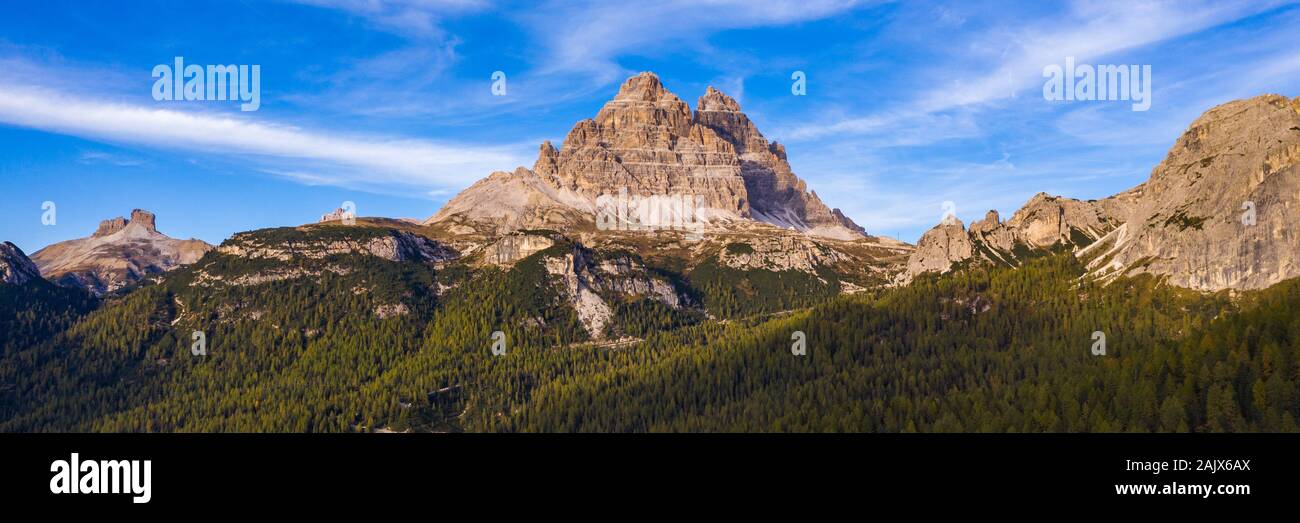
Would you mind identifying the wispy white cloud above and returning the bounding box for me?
[78,150,147,167]
[280,38,467,118]
[1054,15,1300,149]
[920,0,1285,113]
[787,0,1290,142]
[275,0,873,123]
[0,82,534,193]
[277,0,502,120]
[517,0,871,82]
[784,108,983,146]
[288,0,488,40]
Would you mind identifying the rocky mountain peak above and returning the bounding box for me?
[968,210,1004,238]
[904,217,972,277]
[693,85,765,155]
[129,209,157,232]
[93,217,128,237]
[534,140,561,180]
[1,241,42,285]
[31,209,213,295]
[428,72,868,240]
[538,139,558,158]
[1081,93,1300,290]
[594,72,692,138]
[697,86,742,113]
[611,71,672,102]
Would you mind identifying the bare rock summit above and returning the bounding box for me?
[31,209,214,295]
[1081,94,1300,290]
[427,72,866,240]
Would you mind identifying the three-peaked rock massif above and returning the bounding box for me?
[416,72,909,337]
[0,241,42,285]
[428,72,866,240]
[904,94,1300,291]
[31,209,213,295]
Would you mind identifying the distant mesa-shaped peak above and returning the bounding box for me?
[93,209,158,237]
[32,208,212,295]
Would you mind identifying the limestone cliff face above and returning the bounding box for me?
[968,211,1015,253]
[31,209,213,295]
[0,241,42,285]
[539,244,687,339]
[477,233,556,266]
[467,230,691,339]
[693,86,866,239]
[542,74,751,216]
[1003,193,1119,248]
[1081,95,1300,290]
[904,94,1300,292]
[717,234,847,272]
[427,72,865,240]
[905,218,974,277]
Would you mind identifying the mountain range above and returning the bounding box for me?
[2,73,1298,432]
[19,76,1300,300]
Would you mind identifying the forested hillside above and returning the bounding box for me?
[0,279,95,357]
[504,254,1299,432]
[2,242,1296,432]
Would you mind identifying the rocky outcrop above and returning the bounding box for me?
[1081,94,1300,290]
[539,244,686,338]
[374,302,409,319]
[968,210,1015,253]
[218,228,454,263]
[319,208,354,223]
[31,209,213,295]
[427,72,865,240]
[905,194,1123,279]
[1,241,42,285]
[1003,193,1118,249]
[478,233,556,266]
[902,192,1124,281]
[94,217,128,237]
[717,235,846,272]
[544,251,615,337]
[904,94,1300,292]
[905,218,974,277]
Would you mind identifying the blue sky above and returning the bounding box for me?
[2,0,1300,252]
